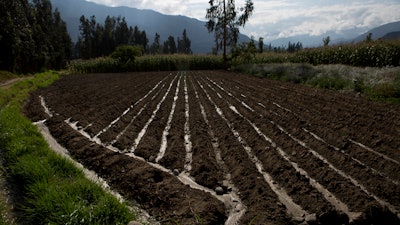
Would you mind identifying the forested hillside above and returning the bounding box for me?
[0,0,72,73]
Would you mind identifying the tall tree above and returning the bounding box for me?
[162,36,177,54]
[115,17,129,45]
[0,0,71,73]
[77,16,149,57]
[78,15,92,58]
[52,9,72,69]
[177,29,192,54]
[0,0,33,72]
[258,37,264,53]
[206,0,254,65]
[131,26,148,53]
[102,16,116,55]
[150,32,161,54]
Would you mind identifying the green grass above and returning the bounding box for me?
[0,71,135,224]
[0,71,17,83]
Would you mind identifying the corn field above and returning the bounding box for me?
[68,40,400,74]
[296,40,400,67]
[68,54,224,74]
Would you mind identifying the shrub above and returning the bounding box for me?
[308,75,350,90]
[110,45,142,64]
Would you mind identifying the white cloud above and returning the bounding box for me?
[245,0,400,41]
[86,0,400,41]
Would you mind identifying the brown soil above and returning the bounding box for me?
[23,71,400,225]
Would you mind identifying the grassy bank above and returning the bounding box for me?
[0,71,17,84]
[233,63,400,103]
[0,72,135,224]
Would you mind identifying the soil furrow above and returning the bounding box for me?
[23,71,400,224]
[195,76,305,223]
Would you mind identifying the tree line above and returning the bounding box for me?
[77,15,192,59]
[0,0,193,73]
[0,0,72,73]
[76,15,149,59]
[150,29,192,55]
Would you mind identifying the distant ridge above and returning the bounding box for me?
[353,21,400,42]
[50,0,250,54]
[381,31,400,40]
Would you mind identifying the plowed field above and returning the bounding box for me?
[24,71,400,225]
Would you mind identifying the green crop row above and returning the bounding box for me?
[231,40,400,68]
[0,72,135,224]
[67,40,400,74]
[296,40,400,67]
[135,54,224,71]
[68,58,121,74]
[68,54,224,74]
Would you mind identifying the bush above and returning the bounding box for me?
[308,75,350,90]
[110,45,142,64]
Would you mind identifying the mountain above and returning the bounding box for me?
[269,28,366,48]
[381,31,400,40]
[50,0,250,54]
[268,21,400,48]
[353,21,400,42]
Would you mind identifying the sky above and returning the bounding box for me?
[86,0,400,42]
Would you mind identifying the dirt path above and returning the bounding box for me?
[0,77,29,89]
[23,71,400,225]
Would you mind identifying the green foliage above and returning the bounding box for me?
[177,29,192,54]
[0,71,135,224]
[0,0,72,73]
[69,54,224,73]
[206,0,254,62]
[22,178,133,225]
[232,39,257,64]
[110,45,142,63]
[365,74,400,103]
[233,63,318,83]
[0,72,58,108]
[77,15,148,59]
[0,71,17,83]
[136,54,224,71]
[231,39,400,68]
[68,58,120,74]
[233,63,400,103]
[163,36,178,54]
[308,75,350,90]
[295,40,400,67]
